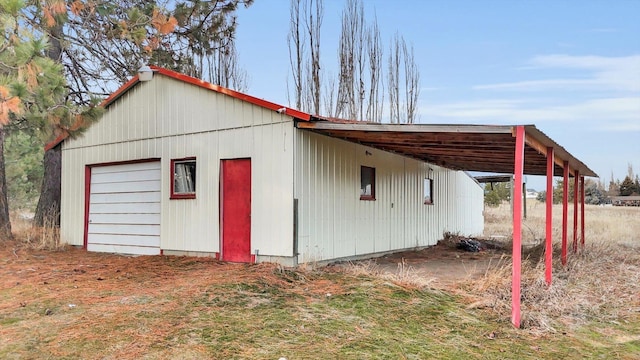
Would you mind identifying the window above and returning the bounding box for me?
[360,166,376,200]
[171,158,196,199]
[424,178,433,205]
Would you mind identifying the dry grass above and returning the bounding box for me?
[343,259,438,289]
[483,201,640,247]
[10,212,64,251]
[1,202,639,358]
[474,201,640,334]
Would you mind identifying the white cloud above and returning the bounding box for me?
[419,97,640,131]
[452,54,640,132]
[474,54,640,92]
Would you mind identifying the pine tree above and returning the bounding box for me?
[1,0,102,237]
[483,182,511,207]
[619,176,636,196]
[29,0,251,226]
[553,179,575,204]
[584,178,605,204]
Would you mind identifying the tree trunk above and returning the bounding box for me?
[34,145,61,227]
[33,23,64,228]
[0,127,12,239]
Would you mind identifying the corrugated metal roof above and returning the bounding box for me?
[297,118,597,178]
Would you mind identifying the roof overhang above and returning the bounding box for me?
[475,175,514,183]
[296,118,597,177]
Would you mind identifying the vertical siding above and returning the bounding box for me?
[294,130,484,263]
[61,75,294,257]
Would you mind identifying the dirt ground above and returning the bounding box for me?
[0,235,507,351]
[339,238,509,288]
[0,237,507,299]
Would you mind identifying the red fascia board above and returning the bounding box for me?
[101,74,141,108]
[44,133,67,151]
[44,66,311,150]
[150,66,311,121]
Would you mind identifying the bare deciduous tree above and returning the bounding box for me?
[403,40,420,123]
[288,0,323,114]
[366,15,383,122]
[336,0,365,120]
[322,72,337,117]
[388,33,401,124]
[206,38,249,92]
[305,0,323,115]
[287,0,305,110]
[287,0,419,124]
[388,33,420,124]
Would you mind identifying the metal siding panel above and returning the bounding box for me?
[65,81,158,151]
[248,121,294,257]
[60,149,82,246]
[157,105,294,255]
[294,130,485,264]
[62,85,296,257]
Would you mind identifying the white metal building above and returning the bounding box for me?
[51,67,484,265]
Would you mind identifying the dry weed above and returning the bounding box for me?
[10,211,65,251]
[467,241,640,333]
[439,203,640,334]
[343,259,438,290]
[484,201,640,247]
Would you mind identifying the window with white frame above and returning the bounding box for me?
[171,158,196,199]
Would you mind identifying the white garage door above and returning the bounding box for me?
[87,161,161,255]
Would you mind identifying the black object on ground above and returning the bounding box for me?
[457,239,483,252]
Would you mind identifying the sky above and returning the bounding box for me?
[234,0,640,191]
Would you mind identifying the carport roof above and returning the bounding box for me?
[296,118,597,178]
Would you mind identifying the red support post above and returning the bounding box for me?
[573,170,579,253]
[561,161,569,265]
[580,176,585,249]
[545,147,554,286]
[511,126,525,328]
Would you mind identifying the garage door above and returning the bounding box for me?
[87,161,161,255]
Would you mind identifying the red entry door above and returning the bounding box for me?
[221,159,252,262]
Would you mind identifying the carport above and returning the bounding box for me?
[297,118,598,328]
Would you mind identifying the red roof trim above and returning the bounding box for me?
[44,132,67,152]
[101,74,141,108]
[149,66,311,121]
[44,66,312,150]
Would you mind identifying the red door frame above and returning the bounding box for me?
[219,158,253,263]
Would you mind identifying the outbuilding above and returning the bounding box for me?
[50,67,485,265]
[51,66,599,327]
